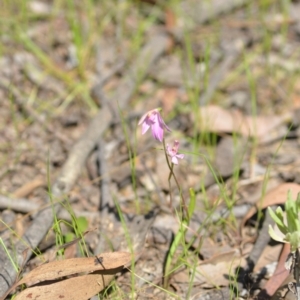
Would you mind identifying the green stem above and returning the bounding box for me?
[162,138,191,288]
[164,218,188,289]
[162,138,189,220]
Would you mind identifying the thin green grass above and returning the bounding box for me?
[1,0,102,112]
[243,52,264,229]
[46,157,90,258]
[163,188,196,289]
[118,105,140,214]
[0,217,48,271]
[0,237,19,272]
[113,196,136,300]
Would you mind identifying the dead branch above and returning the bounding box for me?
[0,195,99,224]
[97,138,113,211]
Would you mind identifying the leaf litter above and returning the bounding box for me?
[16,252,131,287]
[14,254,130,300]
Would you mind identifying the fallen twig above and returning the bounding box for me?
[97,138,113,211]
[12,178,45,199]
[0,195,99,226]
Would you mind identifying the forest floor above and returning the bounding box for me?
[1,1,300,299]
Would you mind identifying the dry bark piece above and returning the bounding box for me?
[14,270,120,300]
[16,252,131,287]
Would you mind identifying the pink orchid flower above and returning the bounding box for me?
[167,140,184,165]
[138,108,171,142]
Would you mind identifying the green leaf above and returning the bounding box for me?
[75,216,88,234]
[296,192,300,209]
[287,231,300,253]
[285,191,299,232]
[268,225,286,243]
[64,232,75,244]
[274,206,285,224]
[188,188,196,220]
[295,193,300,231]
[285,190,293,211]
[286,207,298,233]
[268,207,288,235]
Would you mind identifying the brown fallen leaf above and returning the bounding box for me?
[199,105,239,133]
[256,243,290,300]
[198,105,291,144]
[241,183,300,232]
[254,243,282,274]
[17,252,131,287]
[14,270,120,300]
[194,249,246,288]
[257,183,300,208]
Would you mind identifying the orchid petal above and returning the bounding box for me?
[173,140,180,152]
[172,156,179,164]
[138,108,170,142]
[152,120,164,142]
[157,113,171,132]
[138,112,149,125]
[141,122,151,135]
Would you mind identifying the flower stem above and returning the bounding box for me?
[162,139,189,221]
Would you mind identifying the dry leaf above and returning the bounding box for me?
[254,244,282,273]
[257,183,300,207]
[199,105,238,133]
[257,243,290,300]
[240,114,289,141]
[241,183,300,230]
[17,252,131,287]
[15,271,118,300]
[198,105,291,144]
[194,250,246,288]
